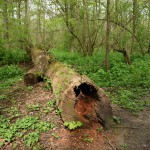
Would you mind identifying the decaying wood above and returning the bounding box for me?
[24,48,113,129]
[24,48,50,85]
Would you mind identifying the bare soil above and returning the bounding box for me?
[0,81,150,150]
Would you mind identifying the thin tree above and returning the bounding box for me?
[131,0,138,54]
[105,0,110,71]
[2,0,9,48]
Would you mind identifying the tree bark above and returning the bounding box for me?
[131,0,138,55]
[24,48,113,129]
[24,48,50,85]
[105,0,110,71]
[114,48,131,65]
[3,0,9,49]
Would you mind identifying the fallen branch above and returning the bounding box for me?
[104,135,116,150]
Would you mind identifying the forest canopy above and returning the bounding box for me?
[0,0,149,58]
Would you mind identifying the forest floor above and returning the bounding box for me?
[0,77,150,150]
[0,61,149,150]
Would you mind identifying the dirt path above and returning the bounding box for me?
[112,94,150,150]
[0,82,150,150]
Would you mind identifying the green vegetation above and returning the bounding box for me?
[26,86,33,91]
[0,42,28,91]
[113,116,121,124]
[0,65,24,91]
[0,94,7,101]
[64,121,83,130]
[27,104,40,112]
[43,100,56,113]
[52,50,150,112]
[0,48,29,65]
[120,143,128,149]
[0,0,149,148]
[0,115,55,148]
[55,108,62,115]
[42,77,52,91]
[23,131,40,148]
[82,134,93,143]
[51,133,59,138]
[4,106,21,119]
[97,127,103,133]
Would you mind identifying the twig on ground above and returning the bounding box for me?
[103,135,116,150]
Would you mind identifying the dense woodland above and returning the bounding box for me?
[0,0,150,150]
[0,0,150,56]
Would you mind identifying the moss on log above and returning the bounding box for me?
[24,49,50,85]
[24,48,113,129]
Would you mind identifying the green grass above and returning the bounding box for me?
[51,49,150,112]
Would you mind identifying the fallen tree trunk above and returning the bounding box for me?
[24,48,113,129]
[24,48,51,85]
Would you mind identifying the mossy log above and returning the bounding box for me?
[24,48,113,129]
[24,48,50,85]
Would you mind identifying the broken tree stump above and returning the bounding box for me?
[24,48,113,129]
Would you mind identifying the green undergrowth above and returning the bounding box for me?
[0,65,24,91]
[52,49,150,112]
[0,48,29,65]
[0,98,57,149]
[0,115,55,148]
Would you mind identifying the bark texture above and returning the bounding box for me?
[24,48,113,129]
[114,48,131,65]
[24,48,49,85]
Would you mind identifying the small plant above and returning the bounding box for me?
[97,127,103,133]
[55,108,62,115]
[26,86,33,91]
[32,121,55,132]
[82,134,93,143]
[64,121,83,130]
[47,100,55,108]
[23,131,40,148]
[113,115,121,124]
[51,133,59,138]
[3,106,20,119]
[0,141,4,148]
[120,143,128,149]
[0,95,7,101]
[43,77,52,91]
[27,104,40,112]
[43,100,56,113]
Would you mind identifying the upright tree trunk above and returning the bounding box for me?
[148,44,150,53]
[24,0,29,36]
[105,0,110,71]
[18,0,21,26]
[115,0,119,25]
[147,2,150,53]
[36,3,42,47]
[17,0,22,48]
[131,0,138,54]
[3,0,9,48]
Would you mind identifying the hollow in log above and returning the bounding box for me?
[24,48,113,129]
